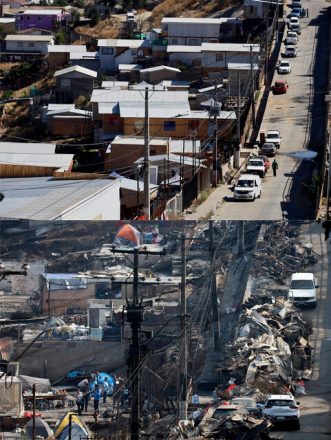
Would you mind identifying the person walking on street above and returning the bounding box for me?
[75,389,84,416]
[102,378,109,404]
[93,385,101,412]
[82,390,90,412]
[272,159,279,177]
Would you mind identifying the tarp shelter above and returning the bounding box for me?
[0,376,24,416]
[24,417,53,439]
[18,375,51,393]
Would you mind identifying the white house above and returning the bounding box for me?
[5,34,54,54]
[201,42,260,71]
[167,45,202,66]
[98,39,151,73]
[161,17,242,45]
[243,0,272,19]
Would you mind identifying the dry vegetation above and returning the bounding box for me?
[151,0,238,26]
[75,16,122,39]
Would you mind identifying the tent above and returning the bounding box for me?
[0,376,24,417]
[18,375,51,393]
[113,224,141,248]
[24,417,53,439]
[54,412,89,440]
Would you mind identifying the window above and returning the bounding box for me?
[250,6,254,13]
[17,42,23,48]
[28,42,35,48]
[164,121,176,131]
[171,38,178,44]
[38,16,42,20]
[60,78,71,88]
[101,47,113,55]
[216,54,224,61]
[131,49,137,56]
[188,38,198,45]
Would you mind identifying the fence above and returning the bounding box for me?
[165,189,183,219]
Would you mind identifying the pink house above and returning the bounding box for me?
[15,9,71,32]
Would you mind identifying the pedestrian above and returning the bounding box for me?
[75,389,84,416]
[306,8,309,17]
[102,377,109,404]
[93,385,101,412]
[151,225,159,244]
[82,390,90,412]
[77,378,89,393]
[272,159,278,177]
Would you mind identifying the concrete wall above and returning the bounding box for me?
[15,340,127,380]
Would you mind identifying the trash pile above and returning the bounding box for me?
[252,223,317,285]
[220,296,313,398]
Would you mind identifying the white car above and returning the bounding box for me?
[265,130,281,148]
[288,272,318,307]
[262,394,300,429]
[288,16,299,26]
[285,45,297,57]
[286,31,298,44]
[233,174,262,201]
[278,60,291,74]
[246,158,266,177]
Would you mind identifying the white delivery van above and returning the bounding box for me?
[288,272,318,307]
[233,174,262,201]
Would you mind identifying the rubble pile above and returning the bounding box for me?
[221,297,313,397]
[252,223,317,284]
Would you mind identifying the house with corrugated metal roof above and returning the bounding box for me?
[53,65,97,104]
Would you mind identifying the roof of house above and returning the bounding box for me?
[201,42,260,52]
[53,65,97,78]
[161,17,240,24]
[101,80,129,89]
[167,45,202,53]
[140,65,181,73]
[0,177,120,220]
[97,38,151,48]
[20,9,66,14]
[91,88,189,104]
[70,51,98,60]
[48,44,87,53]
[0,142,56,154]
[227,62,259,70]
[5,34,54,42]
[109,171,158,193]
[0,153,73,169]
[135,154,206,168]
[0,18,16,23]
[109,136,201,154]
[118,64,141,71]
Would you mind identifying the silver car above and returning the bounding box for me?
[259,142,277,157]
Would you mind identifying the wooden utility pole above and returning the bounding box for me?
[178,233,187,420]
[249,45,257,129]
[143,87,150,220]
[32,384,36,440]
[209,221,220,351]
[234,74,241,169]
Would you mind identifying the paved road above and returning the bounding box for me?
[272,222,331,439]
[209,0,328,220]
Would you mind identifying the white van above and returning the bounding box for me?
[233,174,262,201]
[288,273,318,307]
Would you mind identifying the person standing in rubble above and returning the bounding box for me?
[75,389,84,416]
[92,384,101,413]
[102,377,110,404]
[151,225,159,244]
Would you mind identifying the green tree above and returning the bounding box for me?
[55,30,67,44]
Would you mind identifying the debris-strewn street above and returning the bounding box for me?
[0,221,330,439]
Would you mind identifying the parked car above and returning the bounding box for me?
[233,174,262,201]
[290,0,302,8]
[246,158,266,177]
[278,60,291,73]
[289,7,302,18]
[266,129,281,148]
[231,397,260,417]
[288,16,299,27]
[259,143,277,157]
[284,35,297,46]
[288,272,318,308]
[212,404,239,419]
[262,394,300,429]
[284,45,297,57]
[290,23,301,34]
[255,154,271,170]
[272,80,288,94]
[287,30,299,40]
[127,8,137,14]
[126,12,135,22]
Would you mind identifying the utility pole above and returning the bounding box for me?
[209,221,220,351]
[234,74,241,169]
[32,384,36,440]
[326,132,331,220]
[264,17,269,86]
[212,81,218,187]
[178,233,187,420]
[249,45,256,129]
[237,222,245,256]
[143,87,150,220]
[128,248,143,440]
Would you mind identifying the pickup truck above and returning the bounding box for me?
[265,130,281,148]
